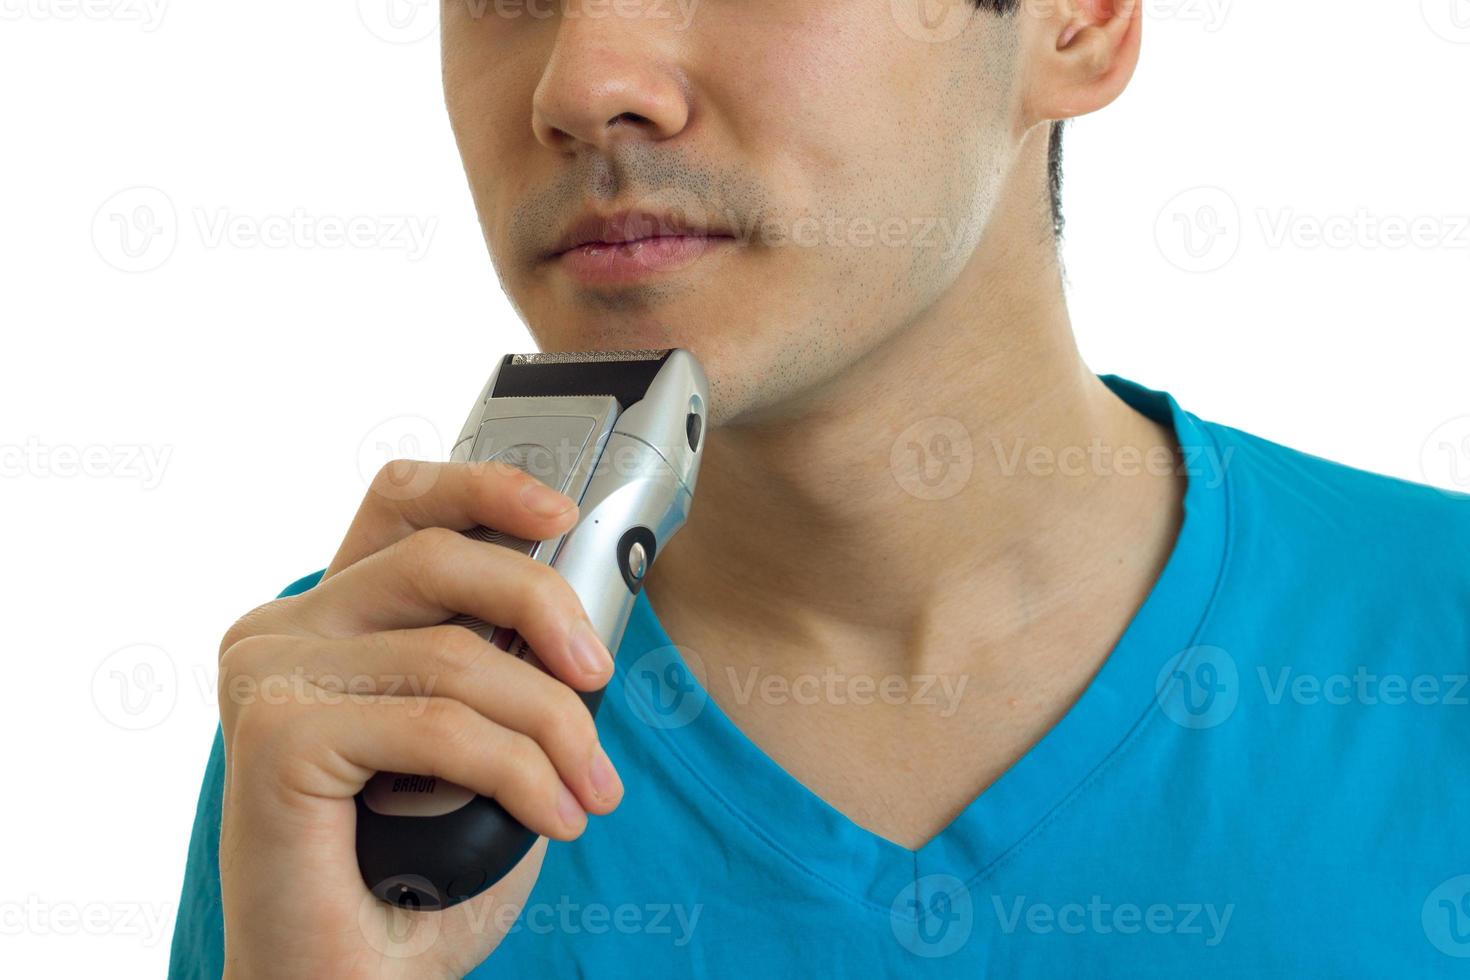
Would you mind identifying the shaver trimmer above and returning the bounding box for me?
[354,348,708,910]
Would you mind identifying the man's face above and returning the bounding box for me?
[443,0,1023,426]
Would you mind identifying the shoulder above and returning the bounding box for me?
[1196,415,1470,622]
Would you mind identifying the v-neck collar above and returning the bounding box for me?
[608,374,1233,910]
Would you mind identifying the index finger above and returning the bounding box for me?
[324,459,580,579]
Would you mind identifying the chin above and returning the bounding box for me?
[524,308,791,427]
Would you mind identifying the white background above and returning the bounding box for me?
[2,0,1467,975]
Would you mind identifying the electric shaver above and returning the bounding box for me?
[354,348,708,910]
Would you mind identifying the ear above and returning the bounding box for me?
[1018,0,1143,131]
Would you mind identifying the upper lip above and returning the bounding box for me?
[547,208,731,258]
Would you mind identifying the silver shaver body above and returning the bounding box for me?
[354,348,708,909]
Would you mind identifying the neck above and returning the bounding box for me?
[645,161,1183,683]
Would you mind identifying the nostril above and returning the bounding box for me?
[607,111,650,128]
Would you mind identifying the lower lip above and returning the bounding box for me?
[553,235,734,286]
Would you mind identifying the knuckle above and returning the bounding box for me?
[540,687,597,750]
[219,637,310,732]
[371,458,431,494]
[219,591,312,664]
[217,633,273,694]
[399,525,460,576]
[424,624,487,676]
[497,731,552,789]
[524,560,574,613]
[219,604,273,661]
[419,697,474,752]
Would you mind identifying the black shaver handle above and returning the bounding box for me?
[354,684,606,910]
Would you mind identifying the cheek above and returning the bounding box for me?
[442,29,549,221]
[714,8,998,270]
[715,8,922,184]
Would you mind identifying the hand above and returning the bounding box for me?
[216,459,625,979]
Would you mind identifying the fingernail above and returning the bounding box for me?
[521,480,574,517]
[570,620,612,677]
[556,782,585,829]
[589,745,621,802]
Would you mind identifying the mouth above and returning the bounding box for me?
[546,208,739,287]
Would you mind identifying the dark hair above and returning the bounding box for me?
[973,0,1066,240]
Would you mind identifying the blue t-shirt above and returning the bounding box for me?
[169,375,1470,977]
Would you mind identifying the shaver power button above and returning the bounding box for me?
[616,526,656,593]
[628,541,647,581]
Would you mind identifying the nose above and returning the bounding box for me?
[531,8,691,154]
